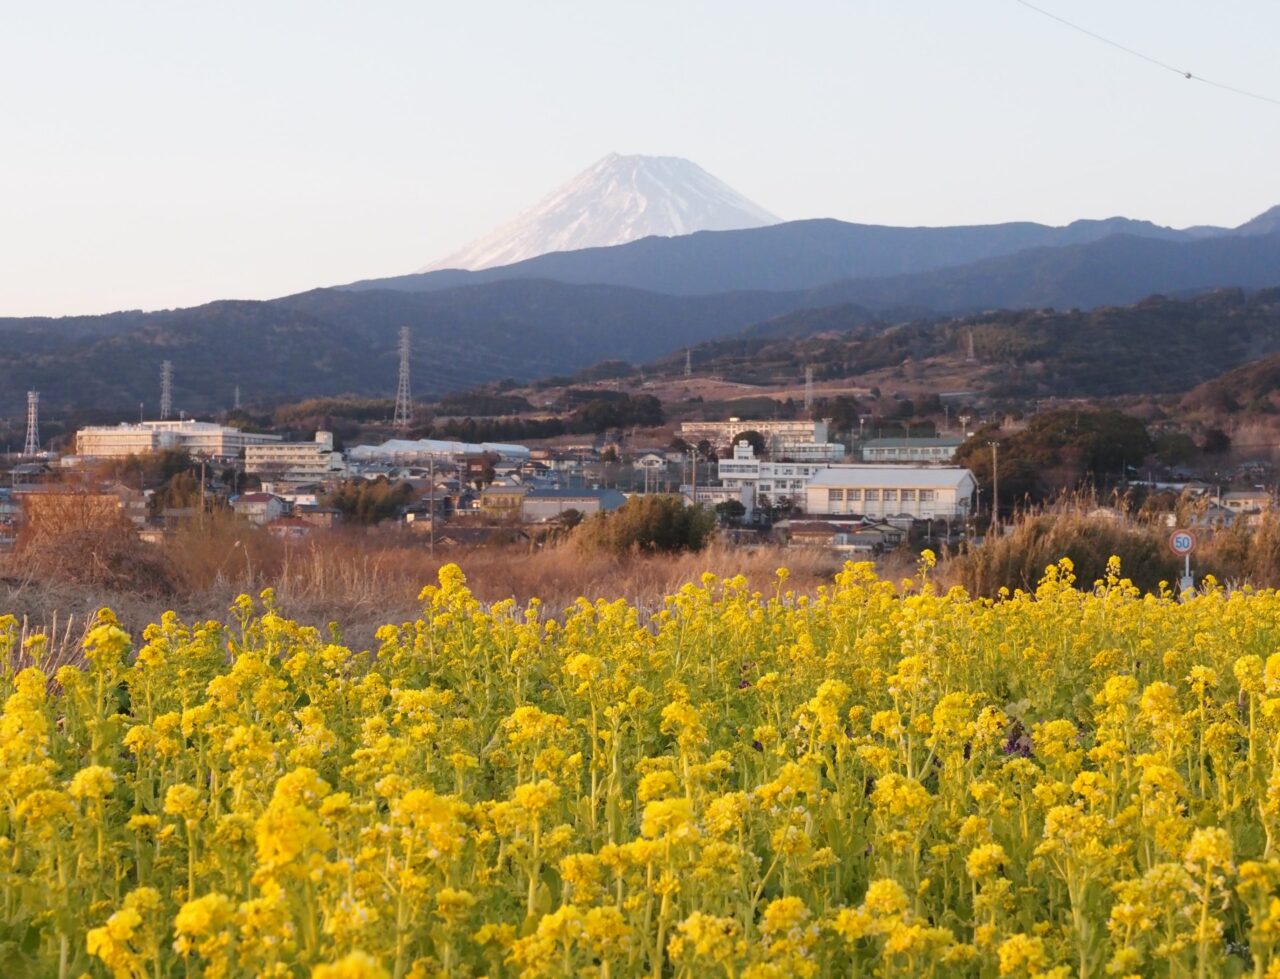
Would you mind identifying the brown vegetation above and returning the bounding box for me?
[943,503,1280,596]
[2,511,842,648]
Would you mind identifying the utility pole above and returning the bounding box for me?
[989,441,1000,535]
[429,453,435,557]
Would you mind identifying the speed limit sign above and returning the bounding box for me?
[1169,530,1196,556]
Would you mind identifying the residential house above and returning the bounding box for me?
[266,517,314,540]
[232,492,289,526]
[480,485,528,518]
[1222,490,1272,514]
[296,505,343,529]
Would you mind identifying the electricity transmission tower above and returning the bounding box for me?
[23,391,39,456]
[394,327,412,432]
[160,361,174,420]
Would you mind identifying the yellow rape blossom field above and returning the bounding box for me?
[7,555,1280,977]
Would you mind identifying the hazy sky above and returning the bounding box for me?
[4,1,1278,317]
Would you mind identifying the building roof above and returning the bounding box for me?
[806,467,975,490]
[525,487,626,501]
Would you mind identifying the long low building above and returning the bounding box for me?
[861,436,963,463]
[804,466,977,519]
[521,487,627,522]
[76,420,281,459]
[348,438,530,462]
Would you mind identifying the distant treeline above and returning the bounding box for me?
[433,393,663,442]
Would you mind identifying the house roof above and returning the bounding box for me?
[807,467,976,489]
[234,492,282,504]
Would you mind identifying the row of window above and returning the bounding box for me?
[827,488,937,502]
[868,447,952,456]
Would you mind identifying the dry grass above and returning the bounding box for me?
[2,516,845,650]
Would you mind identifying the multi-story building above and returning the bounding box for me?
[861,436,963,463]
[680,418,844,461]
[76,421,281,460]
[804,467,976,520]
[715,441,833,508]
[245,431,344,480]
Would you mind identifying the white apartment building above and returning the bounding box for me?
[805,467,977,520]
[245,431,345,479]
[681,418,844,461]
[861,436,963,463]
[716,442,833,506]
[76,421,281,460]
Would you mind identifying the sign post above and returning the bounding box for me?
[1169,529,1196,596]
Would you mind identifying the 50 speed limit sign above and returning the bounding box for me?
[1169,530,1196,556]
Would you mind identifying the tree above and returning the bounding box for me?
[324,478,414,525]
[956,409,1153,504]
[733,430,767,456]
[574,496,715,555]
[715,499,747,524]
[1202,427,1232,455]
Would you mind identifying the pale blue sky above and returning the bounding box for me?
[3,1,1278,316]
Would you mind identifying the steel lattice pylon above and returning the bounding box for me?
[23,391,39,456]
[393,327,412,432]
[160,361,173,420]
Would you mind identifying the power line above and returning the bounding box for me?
[1012,0,1280,108]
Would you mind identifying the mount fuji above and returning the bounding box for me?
[425,153,779,271]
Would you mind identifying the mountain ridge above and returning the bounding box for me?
[353,214,1194,298]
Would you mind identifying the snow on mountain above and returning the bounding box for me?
[425,153,779,271]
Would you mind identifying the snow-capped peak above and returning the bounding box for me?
[425,154,779,271]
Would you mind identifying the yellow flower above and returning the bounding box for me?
[312,951,389,979]
[68,765,117,801]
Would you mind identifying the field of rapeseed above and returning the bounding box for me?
[6,556,1280,978]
